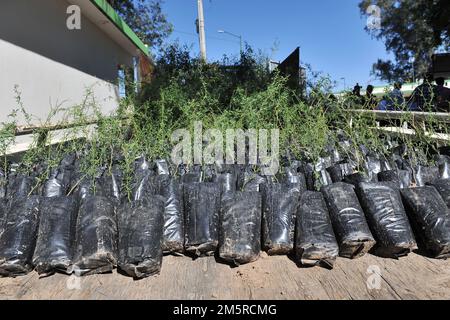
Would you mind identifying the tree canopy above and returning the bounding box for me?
[359,0,450,83]
[107,0,173,49]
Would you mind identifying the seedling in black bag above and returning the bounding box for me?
[118,197,165,279]
[356,182,417,259]
[296,191,339,269]
[219,191,262,266]
[0,196,40,277]
[401,186,450,259]
[321,182,376,259]
[184,183,221,257]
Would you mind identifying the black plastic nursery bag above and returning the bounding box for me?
[159,176,185,254]
[401,186,450,259]
[219,192,262,266]
[429,179,450,209]
[296,191,339,268]
[32,196,78,276]
[71,195,117,275]
[261,183,300,255]
[321,182,375,259]
[357,182,417,258]
[184,183,221,256]
[118,197,165,278]
[0,196,40,277]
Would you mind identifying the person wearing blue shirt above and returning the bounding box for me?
[408,74,437,111]
[385,82,405,110]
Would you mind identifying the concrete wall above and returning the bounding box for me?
[0,0,135,127]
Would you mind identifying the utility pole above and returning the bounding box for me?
[197,0,207,62]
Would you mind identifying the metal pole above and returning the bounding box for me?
[197,0,207,62]
[239,35,243,55]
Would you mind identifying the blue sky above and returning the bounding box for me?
[159,0,393,92]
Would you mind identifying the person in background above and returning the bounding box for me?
[435,77,450,112]
[385,82,405,110]
[408,73,437,111]
[352,83,364,105]
[352,83,362,96]
[364,85,378,109]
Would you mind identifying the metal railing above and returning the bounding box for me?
[345,109,450,143]
[344,109,450,124]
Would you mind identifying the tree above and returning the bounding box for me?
[359,0,450,83]
[107,0,173,49]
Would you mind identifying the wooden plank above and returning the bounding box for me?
[1,253,449,300]
[375,127,450,143]
[5,125,96,155]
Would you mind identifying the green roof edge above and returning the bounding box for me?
[90,0,149,56]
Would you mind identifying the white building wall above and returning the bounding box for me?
[0,0,135,127]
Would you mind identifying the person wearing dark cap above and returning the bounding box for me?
[435,77,450,112]
[408,73,437,111]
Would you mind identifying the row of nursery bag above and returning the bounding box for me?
[0,153,449,279]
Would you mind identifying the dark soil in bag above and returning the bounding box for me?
[32,196,78,276]
[437,156,450,179]
[321,182,375,259]
[97,165,123,202]
[132,159,160,201]
[401,187,450,259]
[261,183,300,255]
[6,173,35,199]
[184,183,221,257]
[181,165,203,184]
[377,170,401,188]
[295,192,339,269]
[356,182,417,258]
[159,176,184,254]
[238,169,266,192]
[182,172,202,184]
[214,172,237,193]
[202,165,216,183]
[0,196,40,277]
[282,167,307,193]
[342,173,370,187]
[428,179,450,209]
[398,170,412,189]
[71,195,117,276]
[364,156,381,182]
[0,169,6,199]
[42,156,75,198]
[317,169,333,188]
[118,197,165,279]
[0,200,6,237]
[414,166,439,187]
[43,169,66,198]
[327,163,352,183]
[219,192,262,266]
[300,163,315,191]
[155,159,170,175]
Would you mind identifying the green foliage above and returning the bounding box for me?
[2,44,448,196]
[139,43,273,109]
[107,0,173,49]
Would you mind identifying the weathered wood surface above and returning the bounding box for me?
[1,253,449,300]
